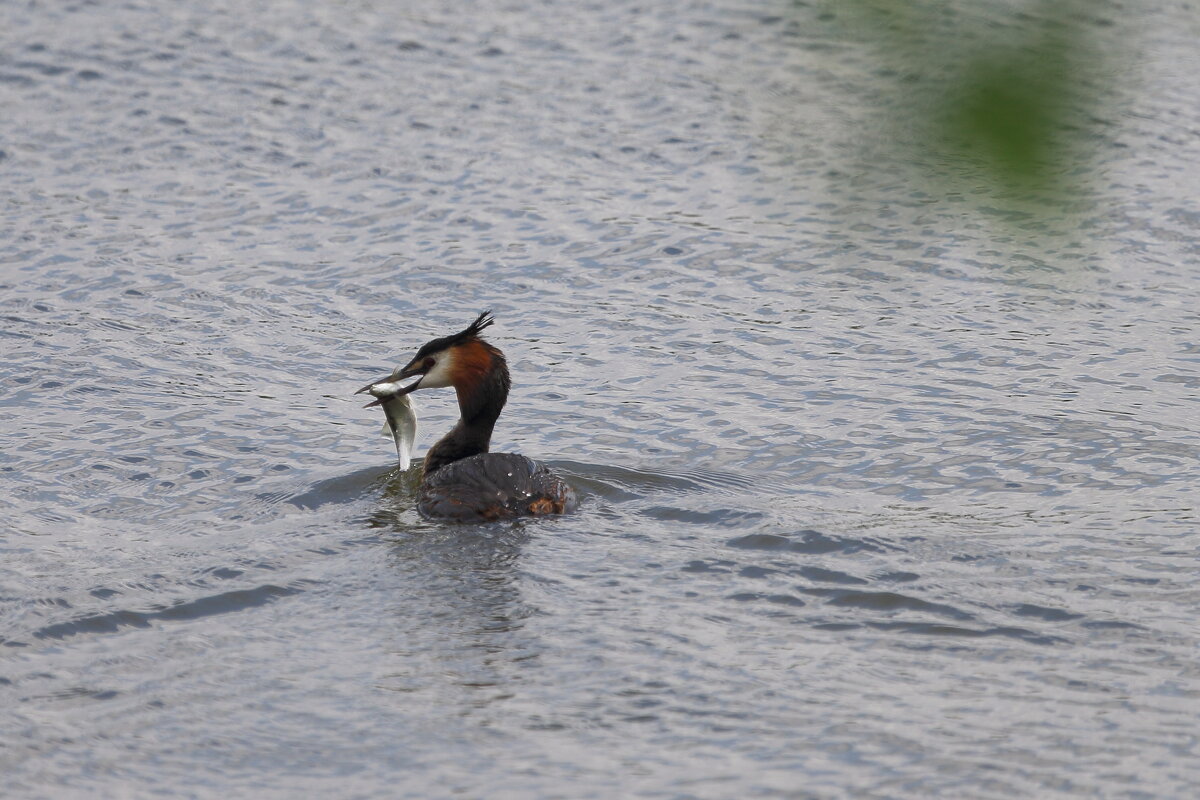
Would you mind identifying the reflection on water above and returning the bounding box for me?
[377,523,535,707]
[2,0,1198,797]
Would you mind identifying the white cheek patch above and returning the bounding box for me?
[419,351,456,389]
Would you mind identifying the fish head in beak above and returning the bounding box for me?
[354,311,497,402]
[354,345,458,403]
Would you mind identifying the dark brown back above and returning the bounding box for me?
[417,453,577,523]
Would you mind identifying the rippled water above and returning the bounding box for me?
[3,1,1198,798]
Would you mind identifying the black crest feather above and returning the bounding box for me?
[460,310,495,340]
[413,310,497,360]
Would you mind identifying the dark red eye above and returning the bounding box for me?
[423,357,435,371]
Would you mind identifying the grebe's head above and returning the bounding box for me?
[356,311,499,400]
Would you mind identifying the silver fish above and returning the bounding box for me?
[359,381,420,470]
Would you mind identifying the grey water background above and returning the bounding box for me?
[2,1,1198,798]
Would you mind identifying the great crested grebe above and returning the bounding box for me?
[356,311,577,522]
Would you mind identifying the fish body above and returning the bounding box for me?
[363,382,419,469]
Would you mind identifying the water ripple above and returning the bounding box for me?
[1,1,1197,798]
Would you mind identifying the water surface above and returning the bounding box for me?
[2,1,1198,798]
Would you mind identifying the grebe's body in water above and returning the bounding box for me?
[357,311,577,522]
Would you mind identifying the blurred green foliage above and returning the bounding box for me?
[831,0,1116,204]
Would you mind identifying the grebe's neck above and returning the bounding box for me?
[423,342,510,476]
